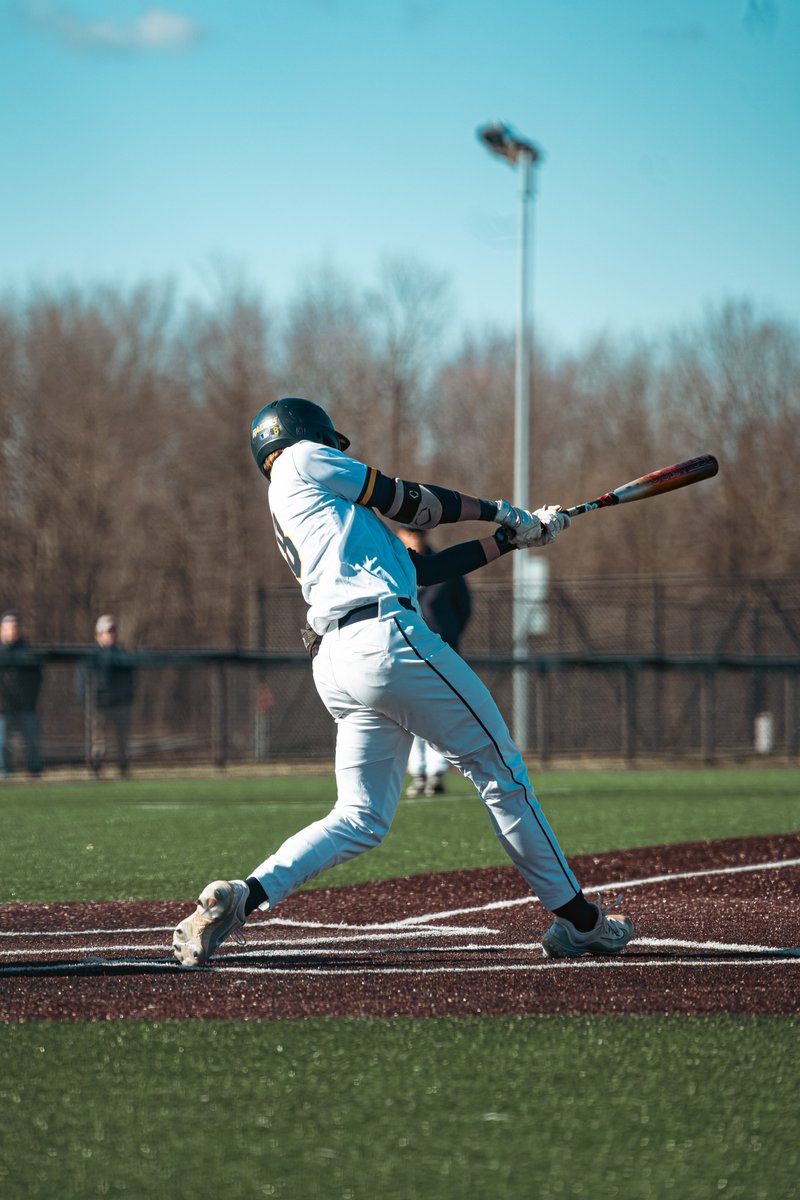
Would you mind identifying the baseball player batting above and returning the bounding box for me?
[172,397,634,966]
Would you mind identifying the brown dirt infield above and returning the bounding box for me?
[1,834,798,1021]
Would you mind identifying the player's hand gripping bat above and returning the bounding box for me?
[562,454,719,518]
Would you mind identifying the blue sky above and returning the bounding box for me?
[1,0,798,349]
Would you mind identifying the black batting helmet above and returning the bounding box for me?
[250,398,351,476]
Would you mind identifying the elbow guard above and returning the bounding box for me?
[359,471,460,529]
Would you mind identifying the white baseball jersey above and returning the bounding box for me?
[268,441,416,634]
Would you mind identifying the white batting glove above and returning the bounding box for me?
[506,505,571,548]
[532,505,571,546]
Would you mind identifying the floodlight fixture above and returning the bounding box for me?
[477,121,542,166]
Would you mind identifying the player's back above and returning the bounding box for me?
[268,441,416,633]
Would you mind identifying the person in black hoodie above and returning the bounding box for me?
[0,610,43,779]
[396,528,472,796]
[76,614,136,778]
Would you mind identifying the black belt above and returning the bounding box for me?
[338,597,414,629]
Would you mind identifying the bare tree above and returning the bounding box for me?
[659,300,800,577]
[281,266,384,465]
[178,280,278,645]
[1,279,798,658]
[366,256,452,469]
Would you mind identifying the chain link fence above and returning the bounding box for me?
[2,576,798,773]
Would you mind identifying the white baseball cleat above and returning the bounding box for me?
[172,879,249,966]
[541,894,634,959]
[405,775,427,798]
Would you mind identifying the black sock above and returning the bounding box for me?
[553,892,598,933]
[244,876,268,915]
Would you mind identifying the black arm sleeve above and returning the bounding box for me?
[408,529,515,586]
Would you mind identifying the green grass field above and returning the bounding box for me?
[1,766,798,1199]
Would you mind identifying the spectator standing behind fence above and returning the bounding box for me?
[75,615,135,779]
[0,610,43,780]
[396,527,472,797]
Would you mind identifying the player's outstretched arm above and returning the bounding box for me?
[358,467,517,530]
[354,460,570,543]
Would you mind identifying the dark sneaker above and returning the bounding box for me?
[541,894,634,959]
[424,775,445,796]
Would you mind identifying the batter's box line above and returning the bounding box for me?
[3,855,798,945]
[0,957,179,978]
[0,925,504,959]
[0,918,497,940]
[3,951,799,981]
[187,956,800,977]
[389,856,800,927]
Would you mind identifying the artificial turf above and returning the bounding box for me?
[1,1016,797,1200]
[1,766,798,901]
[1,767,798,1200]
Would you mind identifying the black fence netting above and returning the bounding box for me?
[1,577,798,771]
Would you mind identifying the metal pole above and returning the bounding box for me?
[512,152,534,750]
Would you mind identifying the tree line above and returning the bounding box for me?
[1,261,798,649]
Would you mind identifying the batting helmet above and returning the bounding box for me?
[250,398,351,476]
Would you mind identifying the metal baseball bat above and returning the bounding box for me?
[563,454,719,518]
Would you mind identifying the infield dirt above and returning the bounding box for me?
[2,834,798,1021]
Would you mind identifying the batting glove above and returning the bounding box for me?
[506,505,571,548]
[532,505,571,545]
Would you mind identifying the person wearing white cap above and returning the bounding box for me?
[75,615,136,778]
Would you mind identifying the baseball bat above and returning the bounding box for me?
[563,453,719,518]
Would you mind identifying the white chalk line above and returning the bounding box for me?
[180,957,800,977]
[6,852,799,942]
[3,935,799,967]
[0,925,499,958]
[4,952,799,981]
[390,857,800,927]
[2,856,798,965]
[0,915,497,939]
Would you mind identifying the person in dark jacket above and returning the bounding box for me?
[396,528,472,796]
[0,610,43,779]
[76,614,136,778]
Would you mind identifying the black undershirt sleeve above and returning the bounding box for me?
[409,530,514,586]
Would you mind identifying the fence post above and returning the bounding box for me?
[84,667,94,771]
[534,665,548,766]
[653,582,664,754]
[700,669,715,765]
[622,665,637,763]
[786,672,798,759]
[211,661,227,770]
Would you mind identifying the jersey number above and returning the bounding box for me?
[272,516,302,579]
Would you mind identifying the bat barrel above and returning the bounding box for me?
[565,454,718,519]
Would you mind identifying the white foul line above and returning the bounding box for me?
[2,855,797,964]
[388,856,800,926]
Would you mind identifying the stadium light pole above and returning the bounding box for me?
[477,121,543,751]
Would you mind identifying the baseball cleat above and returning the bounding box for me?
[405,775,428,798]
[172,879,249,966]
[541,893,634,959]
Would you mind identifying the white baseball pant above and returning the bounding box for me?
[250,596,580,912]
